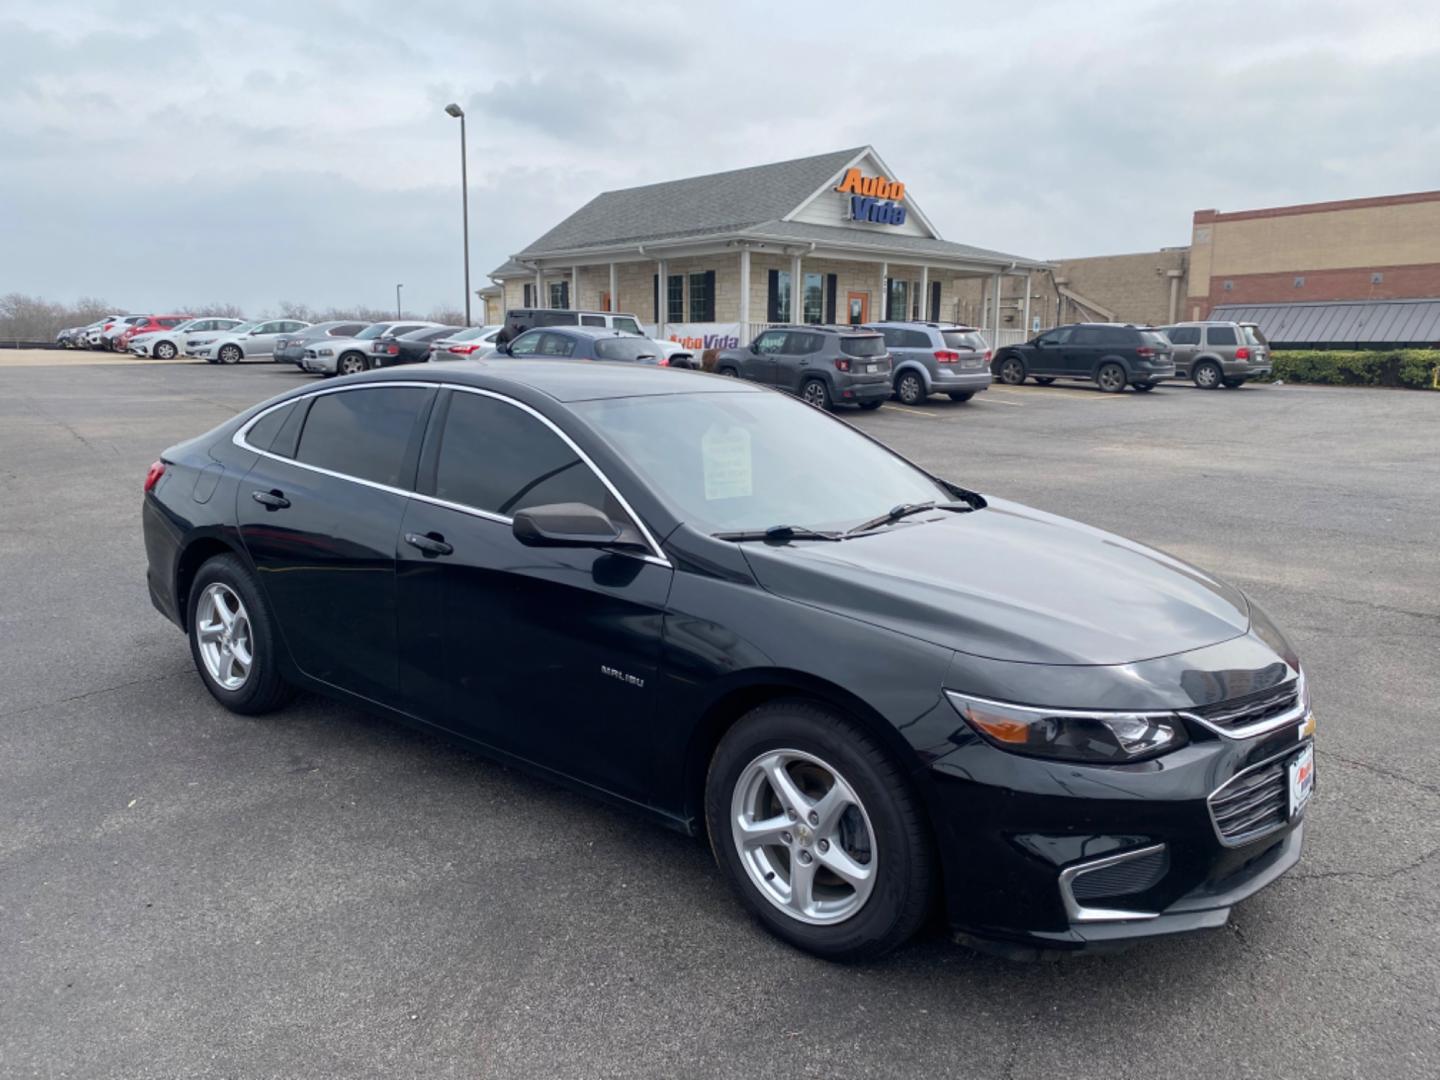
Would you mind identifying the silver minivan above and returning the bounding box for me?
[863,321,992,404]
[1159,321,1273,389]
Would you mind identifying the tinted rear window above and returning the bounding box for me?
[594,337,660,362]
[1242,325,1268,346]
[537,312,579,327]
[296,387,431,488]
[1098,326,1138,346]
[840,335,885,357]
[942,330,986,350]
[246,402,295,453]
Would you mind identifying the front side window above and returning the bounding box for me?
[613,316,642,335]
[295,387,431,488]
[537,332,576,357]
[576,392,950,535]
[434,392,615,518]
[754,330,788,355]
[1206,325,1238,346]
[803,273,824,324]
[508,330,545,356]
[1036,327,1072,346]
[356,324,392,340]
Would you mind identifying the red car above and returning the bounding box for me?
[118,315,194,352]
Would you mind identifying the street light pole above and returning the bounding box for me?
[396,283,403,320]
[445,103,472,327]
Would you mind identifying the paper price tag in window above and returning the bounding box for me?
[702,425,752,501]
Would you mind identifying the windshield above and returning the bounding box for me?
[1242,324,1268,346]
[574,392,951,534]
[942,330,986,351]
[356,323,392,340]
[594,337,660,362]
[840,335,886,357]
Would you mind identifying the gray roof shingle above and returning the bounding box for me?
[1211,299,1440,346]
[734,219,1044,268]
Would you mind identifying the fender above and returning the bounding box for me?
[891,360,932,390]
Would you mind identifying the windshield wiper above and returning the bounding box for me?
[844,500,975,536]
[713,524,842,543]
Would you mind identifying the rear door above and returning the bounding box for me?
[775,331,819,393]
[1165,326,1201,375]
[245,320,286,357]
[1061,326,1102,377]
[236,384,435,707]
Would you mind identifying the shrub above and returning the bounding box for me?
[1265,350,1440,390]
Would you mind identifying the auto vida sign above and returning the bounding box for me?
[835,168,908,226]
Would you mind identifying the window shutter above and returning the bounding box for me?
[883,277,892,320]
[824,274,837,324]
[653,274,659,322]
[767,270,780,322]
[929,281,941,321]
[703,270,716,322]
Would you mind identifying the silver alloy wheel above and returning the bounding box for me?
[219,344,241,364]
[730,748,877,925]
[1000,356,1024,384]
[897,371,924,404]
[802,380,827,407]
[340,354,366,375]
[1097,363,1126,392]
[155,341,176,359]
[1195,362,1221,389]
[195,582,253,691]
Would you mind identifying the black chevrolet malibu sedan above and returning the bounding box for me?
[142,361,1314,960]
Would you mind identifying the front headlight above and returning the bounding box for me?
[946,691,1187,764]
[316,347,334,356]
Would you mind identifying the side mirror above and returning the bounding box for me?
[495,341,512,356]
[513,503,630,548]
[749,341,760,354]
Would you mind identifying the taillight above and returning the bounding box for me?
[1235,346,1250,360]
[387,344,400,355]
[451,343,480,354]
[934,349,960,364]
[834,357,851,372]
[1136,346,1155,357]
[143,460,166,493]
[657,356,670,367]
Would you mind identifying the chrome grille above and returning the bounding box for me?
[1208,760,1288,846]
[1184,681,1302,738]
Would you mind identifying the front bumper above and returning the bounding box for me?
[300,352,339,374]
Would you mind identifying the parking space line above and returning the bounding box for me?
[975,396,1023,406]
[881,404,938,418]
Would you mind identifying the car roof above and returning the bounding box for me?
[337,357,761,403]
[864,320,976,330]
[519,325,635,340]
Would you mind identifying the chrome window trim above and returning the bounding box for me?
[1205,740,1312,849]
[231,380,672,568]
[1057,844,1165,923]
[945,691,1179,723]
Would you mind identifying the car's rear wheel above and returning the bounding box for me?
[894,370,925,405]
[218,344,242,364]
[339,353,368,376]
[188,554,292,715]
[705,701,934,961]
[947,392,973,402]
[1193,361,1222,389]
[1096,362,1127,392]
[154,341,177,360]
[997,354,1026,385]
[1032,376,1055,386]
[801,378,833,411]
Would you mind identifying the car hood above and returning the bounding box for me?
[738,498,1250,666]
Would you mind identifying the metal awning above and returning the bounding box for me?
[1210,299,1440,347]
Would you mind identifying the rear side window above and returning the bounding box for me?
[537,311,579,327]
[594,337,658,362]
[580,314,606,327]
[785,332,821,354]
[334,323,366,336]
[941,330,986,351]
[245,402,296,453]
[1098,326,1138,346]
[1166,326,1201,345]
[159,318,181,328]
[901,329,932,349]
[1071,327,1102,345]
[433,392,614,517]
[840,335,885,357]
[1207,325,1238,346]
[296,387,431,488]
[1242,325,1268,346]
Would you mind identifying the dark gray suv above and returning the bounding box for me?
[993,323,1175,393]
[864,321,992,405]
[713,326,892,411]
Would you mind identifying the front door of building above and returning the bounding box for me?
[846,292,869,325]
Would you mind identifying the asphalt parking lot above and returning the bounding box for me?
[3,351,1438,1080]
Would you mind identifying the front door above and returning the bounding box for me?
[236,384,435,707]
[775,330,818,394]
[1026,326,1071,374]
[846,292,869,325]
[743,329,787,384]
[395,387,672,800]
[1061,326,1102,377]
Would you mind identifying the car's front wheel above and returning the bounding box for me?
[188,553,292,715]
[218,344,242,364]
[705,701,935,961]
[997,354,1026,385]
[154,341,177,359]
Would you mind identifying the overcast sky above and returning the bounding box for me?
[3,0,1437,315]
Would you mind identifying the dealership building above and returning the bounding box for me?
[486,147,1046,350]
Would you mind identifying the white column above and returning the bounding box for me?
[608,262,618,314]
[991,273,1002,346]
[657,258,668,338]
[1022,274,1032,336]
[919,265,929,321]
[535,267,544,309]
[879,261,888,321]
[571,264,580,310]
[738,247,751,330]
[790,252,803,324]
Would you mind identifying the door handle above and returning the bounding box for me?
[404,531,453,556]
[251,489,290,509]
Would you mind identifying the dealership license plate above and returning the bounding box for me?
[1288,744,1314,818]
[865,363,878,373]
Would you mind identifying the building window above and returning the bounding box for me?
[688,271,715,322]
[773,270,792,322]
[523,283,534,307]
[1293,276,1305,288]
[667,275,684,322]
[887,278,909,321]
[549,281,569,308]
[803,272,824,323]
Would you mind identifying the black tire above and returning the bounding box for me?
[154,341,177,360]
[705,700,935,961]
[218,344,243,365]
[1133,381,1157,392]
[1221,378,1244,388]
[947,392,973,402]
[857,400,882,411]
[716,366,739,377]
[894,370,926,406]
[801,377,833,411]
[338,352,368,376]
[1193,361,1222,390]
[996,354,1026,385]
[1032,376,1055,386]
[1096,362,1128,393]
[187,553,292,715]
